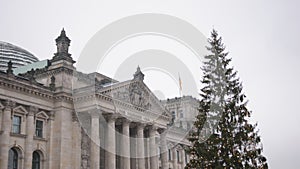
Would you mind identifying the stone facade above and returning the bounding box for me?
[0,29,198,169]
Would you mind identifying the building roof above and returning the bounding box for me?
[13,59,49,75]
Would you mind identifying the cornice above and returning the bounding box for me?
[35,66,75,79]
[74,93,170,122]
[53,92,74,103]
[0,75,54,100]
[96,80,171,116]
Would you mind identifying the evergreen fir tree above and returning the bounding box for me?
[186,29,268,169]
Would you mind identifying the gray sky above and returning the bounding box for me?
[1,0,300,168]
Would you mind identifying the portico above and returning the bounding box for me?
[73,68,172,169]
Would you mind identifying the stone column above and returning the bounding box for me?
[158,129,168,169]
[0,100,14,169]
[122,119,131,169]
[130,126,137,169]
[149,126,158,169]
[24,106,37,169]
[137,124,145,169]
[144,130,150,169]
[172,148,177,169]
[105,115,117,169]
[181,149,186,169]
[90,111,100,169]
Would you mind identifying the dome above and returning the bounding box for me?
[0,41,39,72]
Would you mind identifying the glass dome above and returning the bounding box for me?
[0,41,39,72]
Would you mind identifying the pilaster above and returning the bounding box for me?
[0,100,15,169]
[47,111,55,169]
[24,106,38,169]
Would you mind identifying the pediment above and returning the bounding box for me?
[36,111,49,120]
[98,80,170,117]
[13,105,28,115]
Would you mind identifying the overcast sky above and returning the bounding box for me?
[1,0,300,168]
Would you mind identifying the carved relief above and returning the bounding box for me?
[129,82,151,109]
[4,100,15,110]
[110,82,152,110]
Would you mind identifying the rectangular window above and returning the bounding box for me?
[172,111,176,119]
[177,150,180,163]
[168,149,172,160]
[185,152,188,164]
[12,116,21,134]
[35,120,43,137]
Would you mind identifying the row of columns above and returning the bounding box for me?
[89,112,168,169]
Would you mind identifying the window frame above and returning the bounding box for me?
[168,149,172,161]
[177,150,180,163]
[32,151,41,169]
[12,115,21,134]
[8,148,19,169]
[35,120,43,138]
[34,111,49,139]
[11,105,28,135]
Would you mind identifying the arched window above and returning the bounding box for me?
[8,148,18,169]
[32,151,40,169]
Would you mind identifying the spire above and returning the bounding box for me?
[61,28,66,36]
[55,28,71,54]
[133,66,144,81]
[51,28,75,64]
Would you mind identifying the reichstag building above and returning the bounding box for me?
[0,29,198,169]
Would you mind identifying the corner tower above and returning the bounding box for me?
[50,28,75,69]
[34,29,76,92]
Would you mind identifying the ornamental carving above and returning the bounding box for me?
[4,100,16,109]
[111,82,151,110]
[129,82,151,110]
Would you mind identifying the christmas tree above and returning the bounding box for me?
[186,29,268,169]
